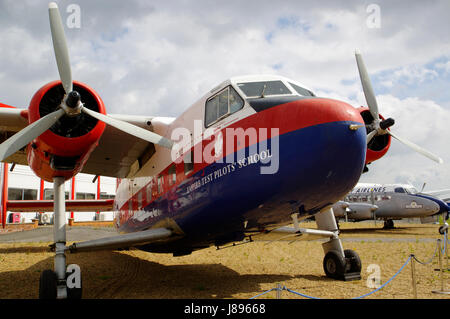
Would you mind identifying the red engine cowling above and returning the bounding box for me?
[358,107,391,165]
[27,80,106,182]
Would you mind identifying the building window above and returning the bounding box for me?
[8,188,38,200]
[44,189,69,200]
[76,192,95,200]
[99,193,115,199]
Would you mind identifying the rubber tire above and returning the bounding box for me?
[39,269,57,299]
[383,220,394,229]
[323,250,346,279]
[439,225,448,235]
[344,249,362,273]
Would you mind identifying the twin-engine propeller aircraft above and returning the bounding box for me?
[332,183,450,229]
[0,3,443,299]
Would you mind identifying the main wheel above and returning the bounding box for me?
[383,220,394,229]
[439,225,448,235]
[39,269,57,299]
[323,250,346,279]
[344,249,362,273]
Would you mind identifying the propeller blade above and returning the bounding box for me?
[0,108,65,161]
[81,107,174,149]
[355,50,379,121]
[387,130,443,164]
[366,130,377,144]
[48,2,72,94]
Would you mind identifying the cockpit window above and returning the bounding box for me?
[405,187,418,194]
[205,86,244,127]
[394,187,406,193]
[289,82,315,97]
[237,81,292,98]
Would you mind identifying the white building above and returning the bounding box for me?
[2,164,116,224]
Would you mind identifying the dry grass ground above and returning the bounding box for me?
[0,222,448,299]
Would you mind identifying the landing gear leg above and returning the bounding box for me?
[53,177,67,299]
[316,208,361,281]
[39,177,82,299]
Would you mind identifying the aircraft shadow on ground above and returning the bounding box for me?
[0,249,334,299]
[0,246,51,254]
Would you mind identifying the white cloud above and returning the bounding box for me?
[0,0,449,188]
[360,94,450,189]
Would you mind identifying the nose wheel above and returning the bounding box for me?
[316,208,362,281]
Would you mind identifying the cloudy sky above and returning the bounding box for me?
[0,0,449,190]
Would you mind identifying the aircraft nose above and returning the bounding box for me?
[261,96,368,205]
[426,201,440,215]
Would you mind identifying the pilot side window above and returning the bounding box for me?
[288,82,315,97]
[205,86,244,127]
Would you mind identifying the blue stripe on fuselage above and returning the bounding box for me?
[118,120,366,248]
[413,194,450,215]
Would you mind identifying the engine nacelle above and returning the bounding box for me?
[27,80,106,182]
[358,107,391,164]
[347,202,378,220]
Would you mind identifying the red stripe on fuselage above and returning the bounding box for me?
[117,97,363,215]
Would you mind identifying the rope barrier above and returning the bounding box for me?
[352,256,412,299]
[250,256,412,300]
[250,234,449,300]
[412,240,439,265]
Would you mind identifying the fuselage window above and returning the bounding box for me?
[157,176,163,193]
[205,86,244,127]
[168,165,176,185]
[237,80,292,98]
[288,82,315,97]
[184,151,194,175]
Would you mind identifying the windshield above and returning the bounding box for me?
[405,187,418,194]
[237,81,292,98]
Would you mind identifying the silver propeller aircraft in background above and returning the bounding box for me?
[333,183,450,230]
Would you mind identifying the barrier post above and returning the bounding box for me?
[276,283,282,299]
[445,230,449,271]
[432,239,450,295]
[410,254,417,299]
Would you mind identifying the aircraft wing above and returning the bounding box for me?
[67,227,175,252]
[423,189,450,198]
[0,106,166,178]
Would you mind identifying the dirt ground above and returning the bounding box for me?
[0,222,448,299]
